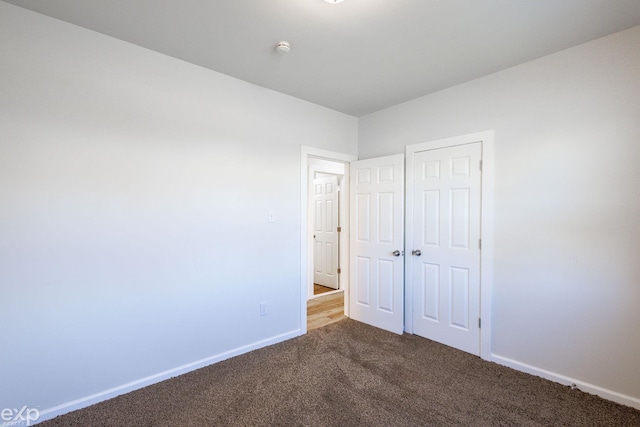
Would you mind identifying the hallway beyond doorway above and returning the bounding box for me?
[307,292,345,331]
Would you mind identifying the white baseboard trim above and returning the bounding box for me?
[492,353,640,410]
[36,329,302,424]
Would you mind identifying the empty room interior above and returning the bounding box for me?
[1,0,640,425]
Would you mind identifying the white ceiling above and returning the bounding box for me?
[4,0,640,117]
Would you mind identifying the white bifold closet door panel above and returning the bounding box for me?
[410,142,482,355]
[350,154,404,334]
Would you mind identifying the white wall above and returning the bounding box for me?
[0,2,357,416]
[359,26,640,404]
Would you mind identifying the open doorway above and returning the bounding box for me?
[300,147,356,333]
[309,161,343,297]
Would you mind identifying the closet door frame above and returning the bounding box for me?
[405,130,495,361]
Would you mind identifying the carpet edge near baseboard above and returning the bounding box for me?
[492,353,640,410]
[36,328,302,424]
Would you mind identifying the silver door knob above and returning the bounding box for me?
[392,250,401,257]
[412,249,421,256]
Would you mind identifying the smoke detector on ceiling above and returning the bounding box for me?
[275,41,291,54]
[324,0,346,3]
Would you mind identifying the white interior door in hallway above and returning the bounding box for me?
[313,175,339,289]
[350,154,405,334]
[408,142,482,355]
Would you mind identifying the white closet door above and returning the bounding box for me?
[350,154,404,334]
[410,143,482,355]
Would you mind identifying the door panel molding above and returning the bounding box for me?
[405,131,494,361]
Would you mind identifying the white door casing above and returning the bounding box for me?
[301,147,356,334]
[350,154,405,334]
[313,175,339,289]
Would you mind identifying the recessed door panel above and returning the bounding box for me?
[378,259,394,313]
[326,200,334,230]
[422,263,440,321]
[357,168,371,185]
[314,200,322,232]
[325,243,335,277]
[379,165,394,183]
[356,193,371,242]
[423,190,440,247]
[378,192,394,244]
[314,241,322,274]
[449,267,470,330]
[423,161,440,181]
[356,256,371,306]
[450,188,470,249]
[450,156,470,177]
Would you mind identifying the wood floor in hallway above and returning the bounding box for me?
[307,291,345,331]
[313,283,335,296]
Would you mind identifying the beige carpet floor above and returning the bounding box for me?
[40,319,640,426]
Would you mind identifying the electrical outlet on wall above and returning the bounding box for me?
[260,302,268,316]
[267,210,276,223]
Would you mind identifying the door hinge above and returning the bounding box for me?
[337,226,342,232]
[337,268,341,274]
[479,318,482,328]
[479,239,482,250]
[479,160,483,171]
